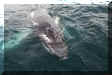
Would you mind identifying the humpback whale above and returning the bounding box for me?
[30,9,68,60]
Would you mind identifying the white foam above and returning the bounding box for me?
[55,16,60,25]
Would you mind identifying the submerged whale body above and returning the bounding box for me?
[30,9,68,60]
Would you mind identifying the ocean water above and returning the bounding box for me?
[0,26,3,73]
[4,4,108,71]
[0,7,4,73]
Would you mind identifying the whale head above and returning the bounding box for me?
[30,10,68,60]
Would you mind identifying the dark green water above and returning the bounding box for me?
[4,4,108,71]
[0,26,3,73]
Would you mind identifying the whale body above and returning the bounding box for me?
[30,9,68,60]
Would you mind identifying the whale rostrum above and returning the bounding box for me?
[30,9,68,60]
